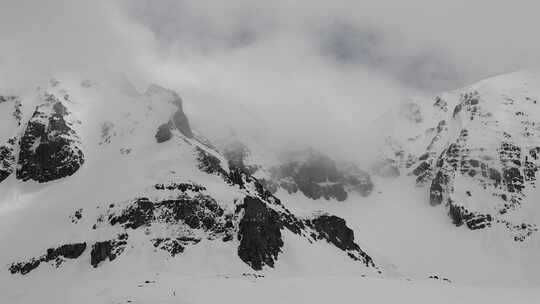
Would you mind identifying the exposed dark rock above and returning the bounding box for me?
[228,168,245,188]
[154,182,206,192]
[156,194,226,229]
[0,140,16,183]
[109,198,155,229]
[412,161,430,177]
[145,85,193,138]
[307,215,375,267]
[503,167,524,194]
[433,96,448,111]
[195,147,229,179]
[155,122,173,143]
[267,150,375,201]
[90,241,115,268]
[10,242,87,275]
[413,159,434,185]
[237,196,284,270]
[452,103,462,118]
[9,259,41,275]
[152,237,201,257]
[17,95,84,183]
[46,243,87,260]
[429,171,445,206]
[423,134,537,239]
[90,237,127,268]
[152,238,185,256]
[98,189,235,256]
[70,208,83,223]
[172,107,193,138]
[429,275,452,283]
[448,201,492,230]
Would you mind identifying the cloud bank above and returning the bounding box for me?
[1,0,539,161]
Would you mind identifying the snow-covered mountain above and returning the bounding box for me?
[380,70,540,242]
[2,72,540,303]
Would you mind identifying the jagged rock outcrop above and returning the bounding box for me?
[237,196,284,270]
[307,215,375,266]
[16,93,84,183]
[90,235,128,268]
[10,242,87,275]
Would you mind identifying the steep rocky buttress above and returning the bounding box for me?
[381,72,540,241]
[17,93,84,183]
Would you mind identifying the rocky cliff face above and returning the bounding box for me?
[381,71,540,241]
[17,92,84,183]
[0,87,84,184]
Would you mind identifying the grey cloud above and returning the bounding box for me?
[0,0,154,91]
[317,20,462,91]
[126,0,268,53]
[2,0,540,163]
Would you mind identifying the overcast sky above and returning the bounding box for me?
[1,0,539,160]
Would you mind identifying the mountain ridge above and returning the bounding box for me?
[2,71,540,303]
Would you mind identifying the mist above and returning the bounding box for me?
[1,0,540,163]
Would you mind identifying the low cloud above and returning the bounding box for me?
[1,0,539,163]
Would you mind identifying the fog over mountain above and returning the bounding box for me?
[1,1,540,303]
[3,0,540,160]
